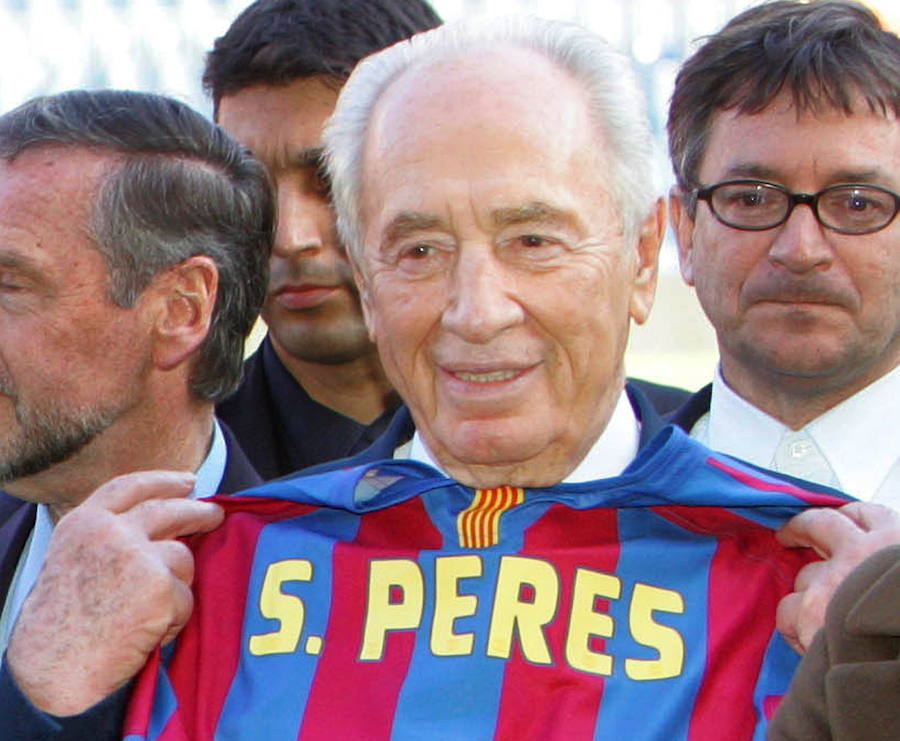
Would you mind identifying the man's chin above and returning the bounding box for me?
[268,322,374,366]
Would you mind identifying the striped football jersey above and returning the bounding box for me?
[123,427,851,741]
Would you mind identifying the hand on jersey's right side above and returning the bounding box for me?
[776,501,900,653]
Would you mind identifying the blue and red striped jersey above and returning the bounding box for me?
[123,427,851,741]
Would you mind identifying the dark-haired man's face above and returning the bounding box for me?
[218,76,372,368]
[673,93,900,404]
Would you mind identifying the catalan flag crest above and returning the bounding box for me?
[457,485,525,548]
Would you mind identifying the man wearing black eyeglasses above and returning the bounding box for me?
[667,0,900,653]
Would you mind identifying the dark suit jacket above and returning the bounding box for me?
[628,377,692,416]
[768,545,900,741]
[0,421,260,607]
[0,495,34,611]
[216,337,399,480]
[664,383,712,433]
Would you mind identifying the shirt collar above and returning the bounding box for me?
[405,389,640,483]
[703,364,900,500]
[193,418,227,500]
[702,367,787,469]
[806,364,900,500]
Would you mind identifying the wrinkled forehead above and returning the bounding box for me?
[357,47,609,231]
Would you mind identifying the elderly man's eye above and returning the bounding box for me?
[505,233,567,260]
[401,243,434,259]
[520,234,548,247]
[391,241,453,276]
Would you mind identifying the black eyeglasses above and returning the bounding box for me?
[691,179,900,235]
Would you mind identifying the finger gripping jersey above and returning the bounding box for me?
[124,427,850,741]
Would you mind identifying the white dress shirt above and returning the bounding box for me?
[691,365,900,509]
[400,389,641,483]
[0,419,228,653]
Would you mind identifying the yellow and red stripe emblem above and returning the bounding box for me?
[457,486,525,549]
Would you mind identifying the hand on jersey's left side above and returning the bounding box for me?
[6,470,224,716]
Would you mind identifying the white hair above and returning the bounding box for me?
[324,15,656,268]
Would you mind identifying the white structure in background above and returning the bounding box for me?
[0,0,249,114]
[1,0,755,119]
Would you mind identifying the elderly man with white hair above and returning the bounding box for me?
[4,14,894,741]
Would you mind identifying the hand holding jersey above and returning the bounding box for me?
[776,502,900,652]
[6,472,222,715]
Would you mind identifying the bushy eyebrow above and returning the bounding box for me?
[827,168,886,184]
[381,201,578,244]
[382,211,445,245]
[491,201,576,228]
[719,163,780,181]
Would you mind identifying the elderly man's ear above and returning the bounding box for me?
[151,255,219,371]
[629,197,665,326]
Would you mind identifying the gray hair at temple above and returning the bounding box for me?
[0,89,275,402]
[324,15,656,268]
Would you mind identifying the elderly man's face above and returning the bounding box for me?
[674,93,900,408]
[356,50,661,487]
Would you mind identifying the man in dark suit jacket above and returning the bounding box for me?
[665,2,900,503]
[0,88,273,677]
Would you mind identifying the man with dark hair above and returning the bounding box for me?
[666,0,900,650]
[0,88,274,735]
[206,0,442,479]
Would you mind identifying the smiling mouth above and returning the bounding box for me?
[452,370,520,383]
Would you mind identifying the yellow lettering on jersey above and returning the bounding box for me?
[431,555,483,656]
[360,559,425,661]
[486,556,558,664]
[565,567,621,676]
[625,582,686,680]
[248,559,313,656]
